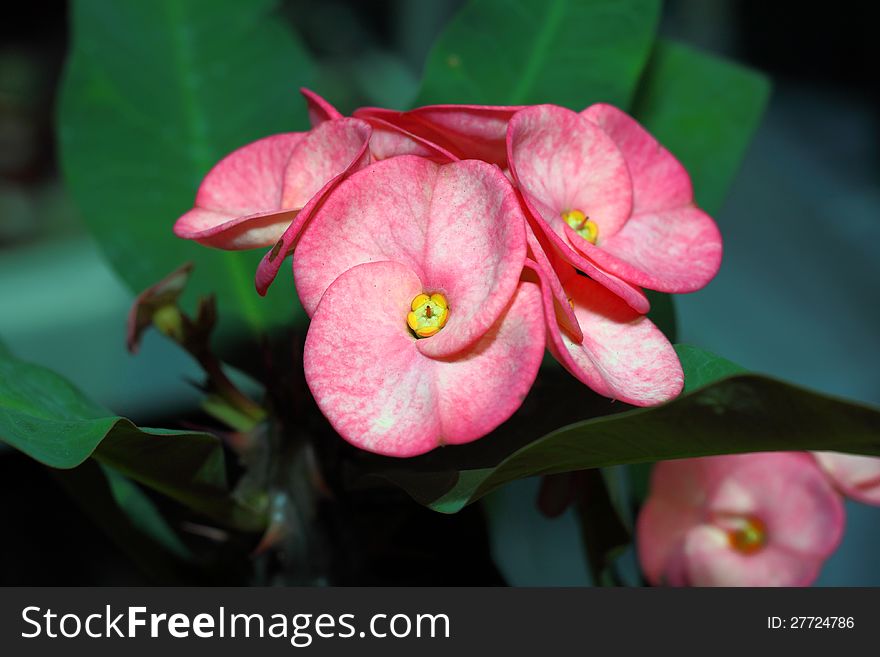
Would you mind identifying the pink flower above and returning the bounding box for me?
[637,452,844,586]
[637,453,845,586]
[296,155,544,457]
[814,452,880,506]
[507,104,722,311]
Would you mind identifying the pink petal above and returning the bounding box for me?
[570,206,723,293]
[281,117,373,209]
[293,156,527,358]
[814,452,880,506]
[432,278,545,446]
[303,261,544,457]
[174,208,299,250]
[507,104,633,239]
[254,118,372,295]
[407,104,523,166]
[520,192,650,313]
[581,103,693,214]
[577,104,723,293]
[173,133,305,248]
[542,267,683,405]
[300,88,343,127]
[683,526,824,587]
[356,104,522,166]
[355,110,458,162]
[525,226,581,342]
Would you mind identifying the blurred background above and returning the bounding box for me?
[1,0,877,585]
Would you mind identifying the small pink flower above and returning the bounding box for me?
[638,453,845,586]
[814,452,880,506]
[296,155,544,457]
[507,104,722,310]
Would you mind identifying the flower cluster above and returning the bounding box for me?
[637,452,880,586]
[174,90,722,457]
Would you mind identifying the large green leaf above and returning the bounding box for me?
[58,0,314,340]
[362,346,880,513]
[632,40,771,214]
[416,0,661,108]
[0,347,262,530]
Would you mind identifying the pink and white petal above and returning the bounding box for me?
[303,260,442,457]
[301,88,343,127]
[255,121,373,295]
[174,132,304,240]
[508,105,632,238]
[706,453,845,559]
[433,280,545,445]
[571,206,723,293]
[416,160,527,358]
[582,103,693,214]
[547,273,683,405]
[521,192,650,313]
[814,452,880,506]
[175,207,297,249]
[281,117,372,209]
[683,525,824,587]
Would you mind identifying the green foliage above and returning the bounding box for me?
[416,0,661,108]
[364,346,880,513]
[58,0,314,341]
[0,347,261,530]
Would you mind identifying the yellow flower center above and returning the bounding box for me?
[726,516,766,555]
[562,209,598,244]
[407,292,449,338]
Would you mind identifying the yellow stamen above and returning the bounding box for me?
[727,516,766,555]
[407,292,449,338]
[562,209,598,244]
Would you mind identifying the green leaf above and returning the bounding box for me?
[0,347,262,530]
[58,0,314,340]
[675,344,747,393]
[416,0,661,108]
[632,40,771,214]
[363,346,880,513]
[53,461,196,583]
[101,464,192,560]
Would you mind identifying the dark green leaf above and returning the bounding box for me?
[53,461,196,583]
[675,343,747,393]
[632,40,771,214]
[58,0,314,340]
[0,348,262,530]
[101,464,192,560]
[645,290,677,342]
[363,346,880,513]
[416,0,661,108]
